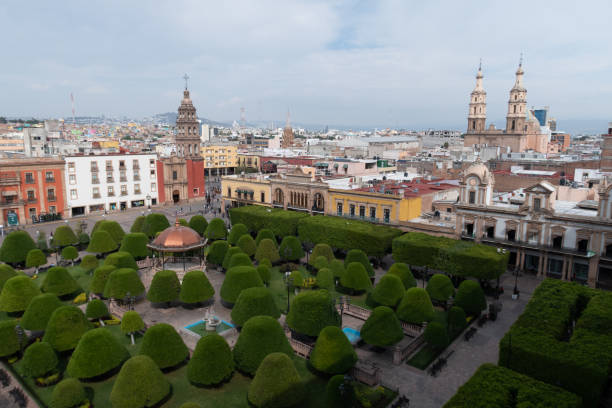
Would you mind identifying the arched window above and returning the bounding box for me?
[511,120,516,131]
[472,120,476,130]
[514,105,517,113]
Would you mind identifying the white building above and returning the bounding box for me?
[64,153,159,217]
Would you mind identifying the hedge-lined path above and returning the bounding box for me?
[358,273,538,408]
[0,362,40,408]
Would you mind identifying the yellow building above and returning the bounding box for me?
[201,144,238,175]
[221,173,271,213]
[236,153,261,171]
[328,189,421,225]
[98,140,119,149]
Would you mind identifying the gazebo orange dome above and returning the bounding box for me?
[148,219,204,252]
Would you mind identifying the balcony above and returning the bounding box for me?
[92,178,100,184]
[45,177,55,183]
[106,166,113,171]
[47,196,57,202]
[93,193,101,199]
[480,235,595,258]
[0,176,20,186]
[108,192,115,197]
[133,164,140,170]
[91,167,99,173]
[27,197,37,203]
[25,177,35,185]
[120,177,127,182]
[120,191,128,196]
[134,190,141,195]
[0,199,24,208]
[134,176,141,181]
[107,178,114,183]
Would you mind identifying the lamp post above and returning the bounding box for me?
[14,324,25,357]
[284,274,293,314]
[336,296,350,326]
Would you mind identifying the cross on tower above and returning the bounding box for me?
[183,73,190,90]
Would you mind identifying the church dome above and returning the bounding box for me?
[149,220,203,251]
[464,160,493,185]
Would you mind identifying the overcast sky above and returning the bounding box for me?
[2,0,611,129]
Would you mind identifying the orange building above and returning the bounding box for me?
[0,158,67,226]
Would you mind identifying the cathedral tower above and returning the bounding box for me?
[467,62,487,133]
[506,58,527,133]
[281,109,294,148]
[175,74,201,158]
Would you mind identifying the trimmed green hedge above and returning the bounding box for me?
[41,266,80,297]
[361,306,404,347]
[94,220,125,244]
[189,215,208,236]
[103,268,145,299]
[85,299,109,320]
[370,274,405,308]
[448,306,467,336]
[255,229,276,247]
[220,266,263,304]
[67,328,130,379]
[0,263,17,291]
[21,293,62,331]
[426,274,454,302]
[119,233,149,260]
[316,268,334,289]
[222,247,245,270]
[256,265,271,285]
[396,287,434,324]
[51,378,87,408]
[310,243,335,265]
[110,355,171,408]
[142,213,170,238]
[80,254,99,271]
[0,230,37,265]
[287,290,340,337]
[121,311,144,336]
[228,253,252,269]
[87,230,118,254]
[424,321,448,349]
[26,249,47,272]
[23,341,57,377]
[443,363,582,408]
[454,280,487,316]
[248,352,305,408]
[255,239,280,264]
[310,326,358,375]
[229,206,309,238]
[43,305,91,352]
[147,269,180,304]
[180,270,214,304]
[279,236,304,262]
[344,249,374,277]
[329,259,345,279]
[237,234,257,257]
[207,240,229,266]
[233,315,293,375]
[90,265,116,295]
[0,319,19,357]
[298,215,402,258]
[340,262,372,293]
[313,256,329,271]
[139,323,189,370]
[0,275,41,312]
[187,333,234,386]
[104,251,138,270]
[388,263,416,289]
[52,225,78,247]
[206,218,227,241]
[228,223,249,245]
[231,287,280,327]
[130,216,146,233]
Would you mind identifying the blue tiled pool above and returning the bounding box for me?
[343,327,361,344]
[185,317,234,336]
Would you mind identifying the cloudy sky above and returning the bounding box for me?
[2,0,611,129]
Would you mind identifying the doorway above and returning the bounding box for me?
[173,190,180,203]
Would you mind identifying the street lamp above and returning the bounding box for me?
[14,324,25,357]
[283,273,293,314]
[336,295,350,326]
[146,195,151,209]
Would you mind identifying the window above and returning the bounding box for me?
[106,160,112,170]
[133,169,140,181]
[552,236,563,249]
[47,188,56,201]
[120,170,127,182]
[29,208,36,218]
[486,226,494,238]
[27,190,35,201]
[108,186,115,196]
[227,187,231,197]
[93,187,100,198]
[383,208,390,223]
[69,174,76,185]
[134,184,141,194]
[150,159,155,168]
[150,169,155,176]
[133,160,139,169]
[45,171,54,182]
[25,172,34,184]
[173,171,178,180]
[193,188,199,196]
[70,189,77,200]
[119,160,125,168]
[91,161,98,171]
[121,185,128,196]
[337,202,343,216]
[261,192,265,202]
[151,182,156,192]
[49,206,56,214]
[577,239,589,253]
[469,191,476,204]
[92,174,99,184]
[533,198,541,210]
[369,207,376,219]
[68,162,75,172]
[107,171,113,183]
[359,206,365,218]
[350,204,356,216]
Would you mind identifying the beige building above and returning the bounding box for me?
[236,153,261,171]
[201,144,238,176]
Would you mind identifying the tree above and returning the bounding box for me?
[52,225,78,248]
[426,274,455,303]
[256,265,271,285]
[0,263,17,291]
[67,328,130,379]
[78,232,90,248]
[187,333,234,386]
[396,287,435,324]
[228,253,252,269]
[233,316,293,375]
[119,233,149,260]
[189,215,208,236]
[361,306,404,347]
[104,251,138,270]
[279,236,304,261]
[248,352,305,408]
[207,240,229,266]
[61,245,79,265]
[21,293,62,331]
[85,299,109,325]
[147,269,180,305]
[206,218,227,241]
[139,323,189,370]
[87,230,118,254]
[340,262,372,294]
[130,215,146,233]
[317,267,334,289]
[313,256,329,271]
[179,270,214,306]
[22,341,57,377]
[220,266,263,305]
[0,275,41,313]
[142,213,170,238]
[310,326,357,375]
[228,223,249,245]
[254,238,280,264]
[26,249,46,275]
[0,230,37,265]
[388,263,416,289]
[329,259,345,279]
[370,274,405,308]
[222,247,245,270]
[41,266,80,297]
[94,220,125,245]
[454,280,487,316]
[290,270,304,288]
[110,355,171,408]
[326,375,356,408]
[43,305,91,352]
[51,379,87,408]
[103,268,145,300]
[231,288,280,327]
[424,321,449,350]
[121,311,144,345]
[255,229,276,247]
[310,243,334,266]
[90,265,116,296]
[237,234,257,257]
[80,254,99,272]
[0,320,19,358]
[178,218,189,227]
[448,306,467,336]
[344,249,374,277]
[287,290,340,338]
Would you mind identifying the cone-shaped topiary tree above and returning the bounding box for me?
[310,326,357,375]
[121,311,144,345]
[130,215,146,233]
[67,328,130,379]
[255,229,276,247]
[178,218,189,227]
[361,306,404,347]
[206,218,227,241]
[85,299,109,325]
[289,270,303,288]
[340,262,372,294]
[189,215,208,237]
[95,220,125,245]
[259,258,272,269]
[426,274,455,303]
[187,333,234,386]
[228,253,252,269]
[424,321,449,350]
[43,305,91,352]
[220,266,263,306]
[0,275,41,313]
[119,233,149,260]
[26,249,47,274]
[78,232,90,248]
[233,315,293,375]
[51,378,87,408]
[22,341,58,378]
[396,287,435,324]
[316,267,334,289]
[310,243,334,266]
[87,230,118,255]
[287,290,340,338]
[0,263,17,291]
[344,249,373,277]
[228,223,249,245]
[388,263,416,289]
[0,230,36,265]
[147,270,180,305]
[110,355,171,408]
[231,288,280,327]
[142,213,170,238]
[326,374,356,408]
[0,319,19,358]
[222,247,245,270]
[207,240,229,266]
[139,323,189,370]
[313,256,329,271]
[90,265,116,296]
[448,306,467,336]
[179,270,214,306]
[80,254,99,272]
[254,238,280,264]
[104,251,138,270]
[370,274,405,308]
[279,236,304,262]
[41,266,80,297]
[237,234,257,257]
[21,293,62,331]
[103,268,145,300]
[248,352,305,408]
[52,225,78,248]
[61,246,79,266]
[256,265,271,285]
[454,280,487,316]
[329,259,345,279]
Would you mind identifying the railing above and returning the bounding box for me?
[91,167,99,172]
[107,178,114,183]
[0,199,24,207]
[134,190,141,195]
[108,192,115,197]
[289,337,313,359]
[120,191,128,196]
[93,194,101,199]
[480,236,595,257]
[0,176,20,185]
[392,334,425,365]
[120,177,127,182]
[400,321,426,337]
[133,164,140,170]
[45,177,55,183]
[47,196,56,202]
[340,303,371,321]
[92,179,100,184]
[134,176,141,181]
[25,178,35,184]
[341,213,390,224]
[27,198,37,203]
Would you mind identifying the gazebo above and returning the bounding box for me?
[147,219,207,271]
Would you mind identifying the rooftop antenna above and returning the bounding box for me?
[183,73,189,90]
